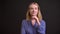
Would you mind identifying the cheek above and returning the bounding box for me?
[35,10,38,14]
[29,10,32,15]
[29,10,33,14]
[35,10,38,12]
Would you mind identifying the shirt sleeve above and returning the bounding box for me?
[21,20,26,34]
[33,20,46,34]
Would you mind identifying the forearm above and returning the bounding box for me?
[33,20,46,34]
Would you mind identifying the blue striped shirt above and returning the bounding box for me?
[21,19,46,34]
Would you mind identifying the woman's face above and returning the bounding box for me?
[29,4,39,16]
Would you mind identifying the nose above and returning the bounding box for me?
[33,9,35,12]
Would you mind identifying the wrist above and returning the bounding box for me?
[38,21,40,25]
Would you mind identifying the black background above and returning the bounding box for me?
[1,0,60,34]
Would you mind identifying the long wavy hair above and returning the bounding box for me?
[26,2,42,21]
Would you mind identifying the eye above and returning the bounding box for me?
[35,7,38,10]
[29,8,33,10]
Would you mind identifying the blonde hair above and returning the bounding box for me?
[26,2,42,21]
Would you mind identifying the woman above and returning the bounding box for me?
[21,2,46,34]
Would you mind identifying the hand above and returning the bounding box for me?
[31,16,40,25]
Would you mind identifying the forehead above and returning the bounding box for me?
[29,4,38,8]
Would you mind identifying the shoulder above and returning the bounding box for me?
[22,19,28,25]
[22,19,27,22]
[40,19,46,25]
[41,19,46,23]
